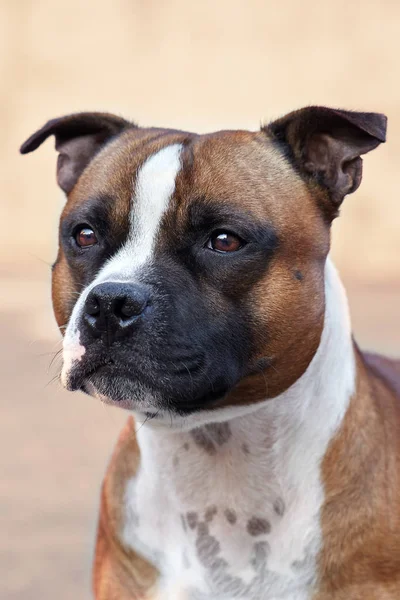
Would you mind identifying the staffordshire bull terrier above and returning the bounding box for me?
[21,106,400,599]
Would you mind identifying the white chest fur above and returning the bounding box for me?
[122,260,355,600]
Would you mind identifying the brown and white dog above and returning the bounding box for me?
[21,107,400,599]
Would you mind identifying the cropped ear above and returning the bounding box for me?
[265,106,387,213]
[20,112,134,193]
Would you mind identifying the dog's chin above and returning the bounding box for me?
[81,375,161,412]
[66,362,229,417]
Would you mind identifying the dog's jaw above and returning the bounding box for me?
[121,257,356,599]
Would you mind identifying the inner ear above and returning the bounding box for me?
[20,112,134,194]
[55,132,113,193]
[265,106,387,215]
[303,132,375,204]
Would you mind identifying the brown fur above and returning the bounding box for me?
[315,350,400,599]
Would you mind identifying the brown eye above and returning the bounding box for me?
[207,231,244,253]
[74,226,98,248]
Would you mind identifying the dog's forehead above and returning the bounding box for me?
[65,126,311,230]
[177,131,308,221]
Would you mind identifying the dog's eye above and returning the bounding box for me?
[74,226,98,248]
[207,231,244,253]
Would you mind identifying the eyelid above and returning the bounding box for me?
[71,222,93,235]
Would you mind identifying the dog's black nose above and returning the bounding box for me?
[83,282,150,343]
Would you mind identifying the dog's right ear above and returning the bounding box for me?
[20,112,134,193]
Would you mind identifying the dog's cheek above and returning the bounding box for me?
[249,257,325,392]
[52,253,80,332]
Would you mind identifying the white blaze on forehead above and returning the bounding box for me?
[132,143,183,261]
[60,143,182,387]
[100,142,183,280]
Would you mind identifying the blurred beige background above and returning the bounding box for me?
[1,1,399,599]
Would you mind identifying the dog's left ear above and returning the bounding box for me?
[265,106,387,212]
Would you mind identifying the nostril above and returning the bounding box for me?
[85,296,101,317]
[114,296,148,321]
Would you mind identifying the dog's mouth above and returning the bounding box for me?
[64,353,230,415]
[66,356,116,391]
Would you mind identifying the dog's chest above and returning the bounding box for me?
[122,421,324,600]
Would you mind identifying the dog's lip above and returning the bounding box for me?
[66,357,116,391]
[69,357,229,413]
[66,350,209,391]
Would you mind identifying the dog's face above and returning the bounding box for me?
[21,108,386,419]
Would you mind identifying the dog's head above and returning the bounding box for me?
[21,107,386,420]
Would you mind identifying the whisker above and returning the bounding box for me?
[36,349,62,358]
[45,372,61,388]
[179,361,195,399]
[27,252,54,267]
[49,349,63,371]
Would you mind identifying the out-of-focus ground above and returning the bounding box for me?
[1,0,399,598]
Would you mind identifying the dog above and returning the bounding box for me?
[21,106,400,599]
